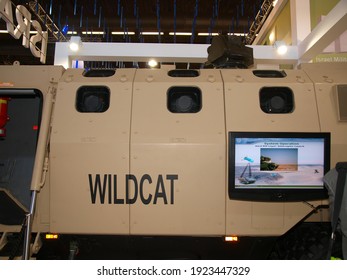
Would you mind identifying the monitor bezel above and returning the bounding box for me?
[228,131,330,202]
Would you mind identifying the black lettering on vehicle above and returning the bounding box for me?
[113,174,124,204]
[139,174,153,204]
[108,174,112,204]
[153,175,167,204]
[88,174,178,205]
[126,174,138,204]
[89,174,107,204]
[167,174,178,204]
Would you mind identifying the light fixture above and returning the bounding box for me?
[141,32,164,35]
[69,36,82,52]
[111,31,135,35]
[148,59,158,68]
[198,32,219,36]
[169,32,192,36]
[225,236,239,242]
[82,31,105,35]
[274,40,288,55]
[226,32,247,36]
[45,233,59,239]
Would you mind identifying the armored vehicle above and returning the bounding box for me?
[0,62,346,259]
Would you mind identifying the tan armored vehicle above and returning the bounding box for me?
[0,61,346,259]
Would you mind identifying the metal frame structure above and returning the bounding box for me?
[245,0,274,45]
[54,0,347,69]
[27,1,67,42]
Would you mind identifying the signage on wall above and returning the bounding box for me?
[313,53,347,63]
[0,0,48,64]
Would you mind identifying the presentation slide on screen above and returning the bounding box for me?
[234,137,325,189]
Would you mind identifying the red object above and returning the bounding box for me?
[0,97,10,137]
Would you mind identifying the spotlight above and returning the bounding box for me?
[274,41,288,55]
[148,59,158,68]
[69,36,82,52]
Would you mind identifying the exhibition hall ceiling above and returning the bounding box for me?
[0,0,263,65]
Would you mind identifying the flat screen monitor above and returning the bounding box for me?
[228,132,330,202]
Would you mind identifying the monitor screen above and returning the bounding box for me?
[228,132,330,202]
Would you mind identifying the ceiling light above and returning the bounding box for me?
[169,32,192,36]
[198,32,219,36]
[274,41,288,55]
[111,31,135,35]
[227,32,246,36]
[69,36,82,52]
[141,32,164,35]
[82,31,105,35]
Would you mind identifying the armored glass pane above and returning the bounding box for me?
[259,87,294,114]
[167,86,202,113]
[76,86,110,113]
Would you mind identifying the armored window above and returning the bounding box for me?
[259,87,294,114]
[76,86,110,113]
[167,87,202,113]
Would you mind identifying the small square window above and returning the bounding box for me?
[167,87,202,113]
[259,87,294,114]
[76,86,110,113]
